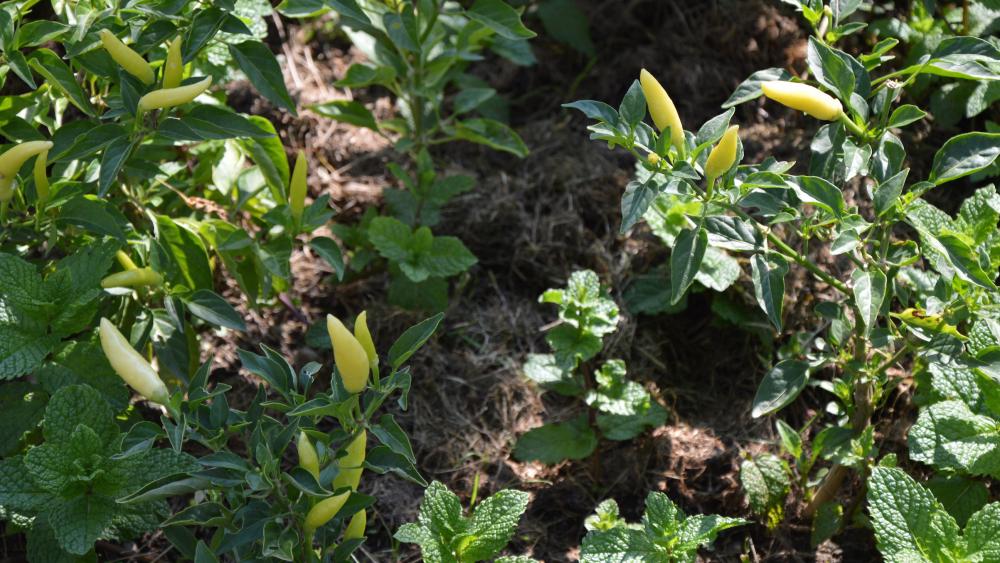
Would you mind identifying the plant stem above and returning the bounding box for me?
[838,112,867,139]
[763,228,850,294]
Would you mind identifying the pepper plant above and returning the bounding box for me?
[309,0,534,310]
[566,14,999,554]
[514,270,666,464]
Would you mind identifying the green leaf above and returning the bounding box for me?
[887,104,926,129]
[98,136,134,197]
[309,237,345,281]
[926,475,989,528]
[789,176,845,217]
[536,0,593,56]
[0,382,47,455]
[852,268,887,336]
[752,360,809,418]
[522,353,582,396]
[46,494,116,555]
[228,41,297,115]
[909,400,1000,478]
[811,502,843,548]
[513,415,597,464]
[966,503,1000,561]
[310,100,378,131]
[929,133,1000,186]
[42,384,118,446]
[740,454,789,529]
[750,254,787,331]
[155,215,214,291]
[458,489,530,561]
[183,290,246,331]
[723,68,792,108]
[669,227,708,305]
[240,116,289,203]
[388,313,444,369]
[620,178,658,234]
[467,0,536,39]
[28,49,96,116]
[452,118,529,157]
[56,196,128,241]
[867,466,963,563]
[586,360,666,440]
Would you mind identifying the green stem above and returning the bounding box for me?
[838,112,867,139]
[763,228,850,294]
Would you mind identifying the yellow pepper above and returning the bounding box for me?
[343,509,366,540]
[353,311,377,366]
[332,429,366,491]
[289,150,307,223]
[704,125,740,181]
[761,81,843,121]
[162,36,184,89]
[33,149,48,204]
[639,69,684,152]
[327,315,370,393]
[297,431,321,482]
[99,29,155,85]
[0,141,53,203]
[304,491,350,534]
[115,250,138,271]
[138,77,212,111]
[99,318,169,404]
[101,267,163,288]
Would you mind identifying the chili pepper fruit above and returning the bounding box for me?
[162,36,184,89]
[289,150,307,223]
[115,250,139,271]
[353,311,377,366]
[639,69,684,151]
[32,149,48,204]
[99,317,169,404]
[327,315,370,393]
[761,81,843,121]
[333,429,366,491]
[138,77,212,111]
[344,509,366,540]
[704,125,740,181]
[304,491,350,534]
[99,29,155,85]
[0,141,53,202]
[298,431,321,481]
[101,267,163,288]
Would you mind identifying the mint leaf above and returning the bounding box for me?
[868,466,963,562]
[45,493,116,555]
[0,382,47,455]
[457,489,530,561]
[909,400,1000,478]
[416,481,467,544]
[581,527,664,562]
[395,523,455,563]
[740,454,790,529]
[926,474,989,527]
[42,384,118,446]
[966,502,1000,560]
[0,456,52,513]
[587,360,666,440]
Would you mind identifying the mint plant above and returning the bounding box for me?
[0,385,197,559]
[868,464,1000,562]
[394,480,534,563]
[580,492,747,562]
[514,270,666,464]
[739,452,791,530]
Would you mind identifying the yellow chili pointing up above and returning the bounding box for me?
[297,431,321,482]
[343,509,366,540]
[138,77,212,111]
[0,141,53,202]
[303,491,350,534]
[353,311,377,366]
[162,36,184,89]
[639,69,684,152]
[99,30,155,85]
[327,315,370,393]
[704,125,740,181]
[761,81,843,121]
[332,429,367,491]
[289,150,307,223]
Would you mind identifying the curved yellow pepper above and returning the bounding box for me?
[99,29,155,85]
[304,491,350,534]
[289,150,307,223]
[297,431,321,482]
[162,36,184,89]
[639,69,684,151]
[761,81,843,121]
[138,77,212,111]
[99,317,169,404]
[327,315,370,393]
[353,311,377,366]
[115,250,138,271]
[332,429,366,491]
[101,267,163,288]
[32,149,48,204]
[0,141,53,202]
[343,509,366,540]
[704,125,740,181]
